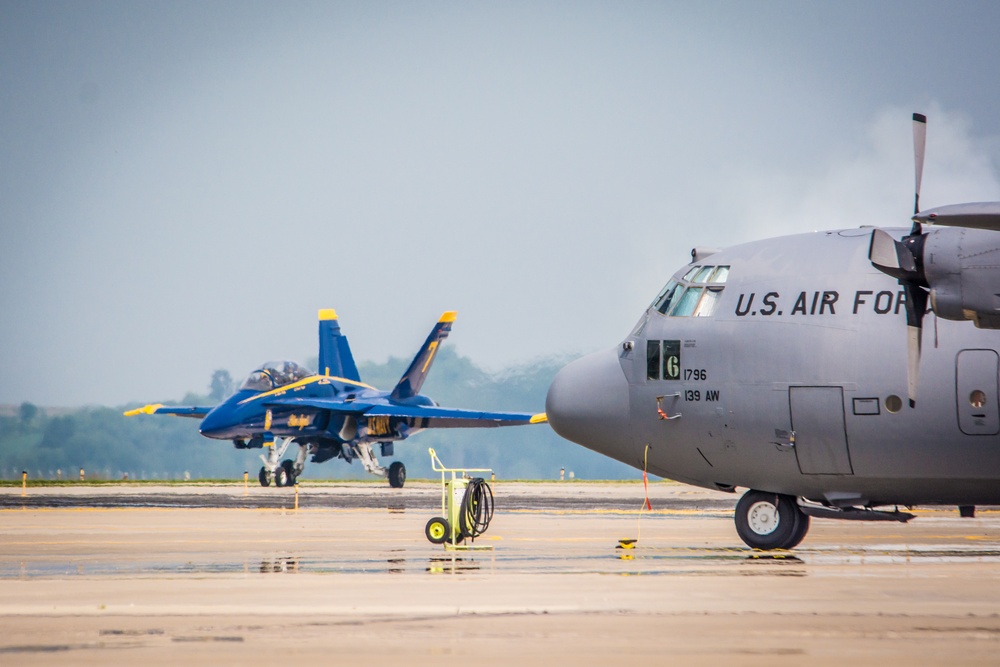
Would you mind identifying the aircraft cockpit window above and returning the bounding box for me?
[693,287,723,317]
[655,265,729,317]
[692,266,714,283]
[670,287,703,317]
[239,360,313,391]
[654,280,680,314]
[708,266,730,283]
[652,265,730,317]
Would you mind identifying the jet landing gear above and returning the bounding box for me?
[734,490,810,550]
[388,461,406,488]
[350,442,406,488]
[257,437,308,487]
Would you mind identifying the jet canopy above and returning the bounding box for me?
[240,361,313,391]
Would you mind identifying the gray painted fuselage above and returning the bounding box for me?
[547,227,1000,507]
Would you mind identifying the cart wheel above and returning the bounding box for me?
[425,517,450,544]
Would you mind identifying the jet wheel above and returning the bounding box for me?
[425,517,450,544]
[258,466,270,487]
[274,466,289,488]
[281,459,296,485]
[734,490,809,550]
[388,461,406,488]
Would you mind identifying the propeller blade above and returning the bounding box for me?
[902,283,929,408]
[913,112,927,216]
[906,324,920,408]
[870,114,932,408]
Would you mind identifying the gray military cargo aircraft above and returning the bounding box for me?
[545,113,1000,550]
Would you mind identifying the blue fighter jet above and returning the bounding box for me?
[126,310,546,487]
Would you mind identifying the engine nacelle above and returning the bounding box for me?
[923,227,1000,328]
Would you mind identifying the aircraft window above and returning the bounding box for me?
[670,287,703,317]
[692,266,714,283]
[970,390,987,409]
[240,360,313,391]
[655,281,680,315]
[693,287,723,317]
[885,395,903,413]
[708,266,730,283]
[651,279,674,307]
[240,370,276,391]
[682,267,700,281]
[646,340,661,380]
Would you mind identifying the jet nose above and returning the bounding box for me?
[198,405,229,438]
[545,347,631,455]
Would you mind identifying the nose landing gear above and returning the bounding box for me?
[256,438,308,487]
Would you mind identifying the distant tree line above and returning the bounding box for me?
[0,349,638,481]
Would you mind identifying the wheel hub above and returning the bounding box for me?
[747,500,780,536]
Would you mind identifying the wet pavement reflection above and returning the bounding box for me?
[6,540,1000,579]
[3,485,999,583]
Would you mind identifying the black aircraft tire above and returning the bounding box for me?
[735,490,807,550]
[425,517,450,544]
[258,466,270,487]
[388,461,406,488]
[784,507,811,550]
[274,466,289,488]
[281,459,296,485]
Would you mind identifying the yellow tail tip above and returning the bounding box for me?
[124,403,163,417]
[318,308,338,321]
[530,413,548,424]
[439,311,457,323]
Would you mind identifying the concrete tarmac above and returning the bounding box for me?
[2,481,999,665]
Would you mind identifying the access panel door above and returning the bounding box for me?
[956,350,1000,435]
[789,386,854,475]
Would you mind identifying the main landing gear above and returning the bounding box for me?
[733,488,920,549]
[388,461,406,488]
[255,437,407,488]
[349,441,406,488]
[734,490,810,550]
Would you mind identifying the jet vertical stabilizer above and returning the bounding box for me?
[390,311,456,400]
[318,309,361,381]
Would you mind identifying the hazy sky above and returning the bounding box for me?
[3,1,1000,406]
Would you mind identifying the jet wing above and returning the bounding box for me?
[123,404,213,419]
[262,396,546,428]
[364,404,547,428]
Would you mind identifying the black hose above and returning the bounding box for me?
[459,477,494,541]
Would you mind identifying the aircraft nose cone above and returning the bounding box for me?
[546,347,631,456]
[198,407,228,438]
